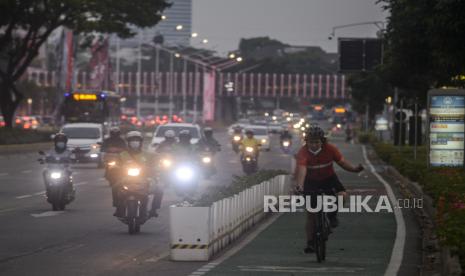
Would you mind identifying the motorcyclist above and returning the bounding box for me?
[240,129,261,158]
[155,129,177,154]
[101,127,127,207]
[198,127,221,153]
[43,133,75,200]
[295,124,363,253]
[115,131,163,218]
[174,130,197,156]
[280,128,293,142]
[101,127,127,152]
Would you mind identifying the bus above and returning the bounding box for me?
[61,90,121,126]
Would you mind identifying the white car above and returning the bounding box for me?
[150,123,203,151]
[247,125,271,151]
[60,123,104,166]
[227,122,251,136]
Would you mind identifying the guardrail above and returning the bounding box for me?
[169,174,290,261]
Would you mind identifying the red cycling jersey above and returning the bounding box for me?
[296,143,343,181]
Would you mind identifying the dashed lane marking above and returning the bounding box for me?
[31,211,65,218]
[21,170,32,174]
[0,172,9,176]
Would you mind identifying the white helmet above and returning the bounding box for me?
[164,129,175,138]
[126,131,143,141]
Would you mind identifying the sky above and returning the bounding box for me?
[192,0,389,55]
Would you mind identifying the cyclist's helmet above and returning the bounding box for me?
[305,124,325,142]
[54,132,68,144]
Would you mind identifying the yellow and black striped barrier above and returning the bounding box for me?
[171,244,208,250]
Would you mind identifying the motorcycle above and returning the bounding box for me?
[231,134,242,154]
[199,146,219,179]
[280,139,292,154]
[117,161,151,234]
[38,151,75,211]
[158,154,200,200]
[241,146,258,175]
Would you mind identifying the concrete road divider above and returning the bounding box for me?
[169,174,290,261]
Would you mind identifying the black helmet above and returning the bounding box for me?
[179,130,191,143]
[245,129,254,136]
[54,132,68,144]
[109,127,121,138]
[305,124,325,141]
[204,127,213,137]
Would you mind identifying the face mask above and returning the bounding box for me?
[129,141,141,149]
[308,147,322,155]
[56,142,66,149]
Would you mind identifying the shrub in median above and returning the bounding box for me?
[193,169,288,207]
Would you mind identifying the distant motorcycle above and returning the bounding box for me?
[280,139,292,154]
[38,151,75,211]
[231,134,242,154]
[241,146,258,175]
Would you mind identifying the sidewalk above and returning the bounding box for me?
[200,143,401,276]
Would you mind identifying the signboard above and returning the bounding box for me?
[338,38,383,72]
[428,89,465,167]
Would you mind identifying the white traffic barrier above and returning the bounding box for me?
[169,174,291,261]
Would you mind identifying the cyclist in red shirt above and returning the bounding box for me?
[295,124,363,253]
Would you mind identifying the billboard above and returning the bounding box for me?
[428,89,465,167]
[338,38,383,72]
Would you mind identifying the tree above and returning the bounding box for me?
[0,0,170,127]
[348,70,390,120]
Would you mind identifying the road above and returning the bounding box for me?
[0,130,292,275]
[0,124,421,276]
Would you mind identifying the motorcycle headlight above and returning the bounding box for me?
[127,168,141,177]
[175,166,194,182]
[90,153,99,158]
[300,127,306,131]
[91,144,100,149]
[108,161,116,166]
[202,156,211,164]
[246,147,254,153]
[283,141,290,147]
[337,124,342,129]
[161,159,172,168]
[50,172,62,179]
[233,136,241,141]
[261,139,267,144]
[245,157,252,161]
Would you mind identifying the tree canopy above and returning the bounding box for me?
[0,0,170,127]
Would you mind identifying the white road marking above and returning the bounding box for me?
[144,251,170,263]
[75,181,88,186]
[362,145,405,276]
[21,170,32,174]
[99,177,106,181]
[31,211,65,218]
[0,172,9,176]
[16,194,33,199]
[34,191,46,196]
[188,215,282,276]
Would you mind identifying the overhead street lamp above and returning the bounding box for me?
[328,21,385,40]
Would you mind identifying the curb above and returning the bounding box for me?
[367,145,463,276]
[0,142,52,155]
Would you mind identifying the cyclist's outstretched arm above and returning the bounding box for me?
[336,158,363,173]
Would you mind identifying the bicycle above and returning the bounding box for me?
[313,189,332,263]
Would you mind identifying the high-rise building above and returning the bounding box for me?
[152,0,192,46]
[119,0,192,48]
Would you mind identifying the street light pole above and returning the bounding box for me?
[154,44,160,116]
[193,63,199,123]
[182,58,187,118]
[168,51,174,122]
[115,37,120,94]
[136,33,142,118]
